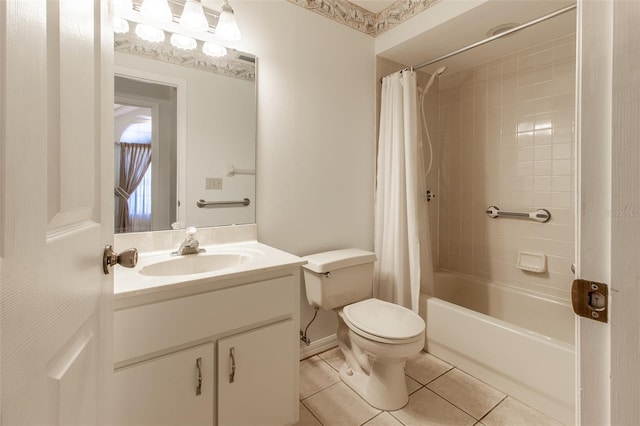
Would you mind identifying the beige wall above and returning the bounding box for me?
[437,34,576,302]
[232,1,377,346]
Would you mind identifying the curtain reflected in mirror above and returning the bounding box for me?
[115,139,152,233]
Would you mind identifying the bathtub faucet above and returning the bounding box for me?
[173,226,205,255]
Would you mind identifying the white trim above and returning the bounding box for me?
[575,0,614,424]
[299,334,337,360]
[609,2,640,424]
[574,4,582,423]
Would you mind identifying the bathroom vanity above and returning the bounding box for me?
[112,227,304,426]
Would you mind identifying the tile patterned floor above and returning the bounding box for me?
[296,348,564,426]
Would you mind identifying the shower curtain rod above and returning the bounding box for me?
[410,3,577,72]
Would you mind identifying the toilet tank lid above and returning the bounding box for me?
[302,249,376,274]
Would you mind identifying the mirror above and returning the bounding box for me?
[114,30,256,233]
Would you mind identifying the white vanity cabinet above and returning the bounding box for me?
[113,267,301,426]
[113,343,215,426]
[218,320,297,426]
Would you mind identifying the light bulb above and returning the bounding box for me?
[215,1,241,41]
[171,34,197,50]
[113,17,130,34]
[180,0,209,33]
[135,23,165,43]
[202,42,227,57]
[139,0,173,24]
[114,0,133,14]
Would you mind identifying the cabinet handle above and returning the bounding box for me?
[196,357,203,396]
[229,347,236,383]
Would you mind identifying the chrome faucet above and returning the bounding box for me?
[173,226,205,255]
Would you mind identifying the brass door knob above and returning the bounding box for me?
[103,245,138,274]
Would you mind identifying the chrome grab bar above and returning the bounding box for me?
[196,198,251,208]
[485,205,551,223]
[226,165,256,176]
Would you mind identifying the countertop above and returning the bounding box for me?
[114,240,306,305]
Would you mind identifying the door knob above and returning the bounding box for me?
[103,245,138,274]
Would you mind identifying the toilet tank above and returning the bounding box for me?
[302,249,376,310]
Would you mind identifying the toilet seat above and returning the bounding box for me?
[342,298,425,344]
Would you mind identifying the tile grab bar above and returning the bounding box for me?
[196,198,251,208]
[485,205,551,223]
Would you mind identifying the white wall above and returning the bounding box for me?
[180,70,255,228]
[228,1,376,346]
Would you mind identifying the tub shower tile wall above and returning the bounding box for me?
[437,34,576,302]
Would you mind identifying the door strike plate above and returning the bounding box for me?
[571,279,608,323]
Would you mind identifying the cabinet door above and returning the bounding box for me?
[114,343,214,426]
[218,320,297,426]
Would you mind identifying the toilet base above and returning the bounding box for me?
[339,359,409,411]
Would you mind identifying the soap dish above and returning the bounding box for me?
[517,251,547,273]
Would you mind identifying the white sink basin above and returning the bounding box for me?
[139,253,250,277]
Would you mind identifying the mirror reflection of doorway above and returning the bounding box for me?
[114,104,153,233]
[114,76,178,233]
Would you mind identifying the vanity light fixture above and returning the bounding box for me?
[202,42,227,57]
[139,0,173,24]
[136,0,172,42]
[116,0,242,57]
[135,23,166,43]
[215,0,241,41]
[170,33,197,50]
[113,0,133,34]
[113,17,130,34]
[179,0,209,32]
[169,0,207,50]
[115,0,133,12]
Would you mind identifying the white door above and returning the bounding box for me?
[577,1,640,425]
[1,0,114,424]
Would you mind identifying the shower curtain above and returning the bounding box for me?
[374,70,434,313]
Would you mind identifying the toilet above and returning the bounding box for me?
[302,248,425,411]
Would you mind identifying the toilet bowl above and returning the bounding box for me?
[338,298,425,410]
[302,249,426,411]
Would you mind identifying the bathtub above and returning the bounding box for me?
[419,271,575,425]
